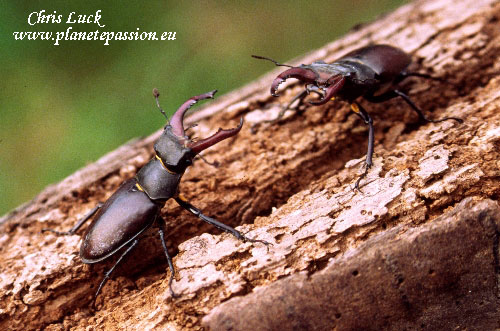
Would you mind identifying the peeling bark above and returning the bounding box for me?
[1,0,499,329]
[204,198,500,330]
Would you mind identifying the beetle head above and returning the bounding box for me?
[271,63,346,105]
[252,55,348,106]
[153,90,243,174]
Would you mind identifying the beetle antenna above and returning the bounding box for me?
[153,88,169,122]
[251,55,294,68]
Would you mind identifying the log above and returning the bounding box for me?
[1,0,499,329]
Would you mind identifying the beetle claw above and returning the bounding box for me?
[245,236,272,253]
[271,67,319,97]
[188,117,244,154]
[245,237,272,246]
[171,90,217,137]
[271,77,285,97]
[168,284,179,299]
[353,162,372,192]
[241,230,273,248]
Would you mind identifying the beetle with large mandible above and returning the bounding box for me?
[43,89,269,304]
[253,44,463,188]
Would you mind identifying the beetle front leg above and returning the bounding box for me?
[194,153,220,168]
[156,216,178,298]
[270,85,324,123]
[42,203,103,236]
[274,89,308,121]
[350,102,374,190]
[174,195,270,246]
[250,90,308,133]
[251,86,323,133]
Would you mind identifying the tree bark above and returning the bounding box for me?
[1,0,499,329]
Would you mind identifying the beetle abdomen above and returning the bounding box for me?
[80,179,158,263]
[341,44,411,82]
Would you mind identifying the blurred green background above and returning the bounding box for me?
[0,0,406,216]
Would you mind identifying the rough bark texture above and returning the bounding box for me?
[1,0,499,330]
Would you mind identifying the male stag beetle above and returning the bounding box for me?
[253,44,463,188]
[43,89,268,304]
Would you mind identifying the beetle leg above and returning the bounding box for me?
[280,83,324,116]
[364,90,463,123]
[393,90,463,124]
[41,203,102,235]
[397,71,451,85]
[351,102,374,190]
[156,216,178,298]
[250,87,316,133]
[174,196,270,246]
[274,89,309,121]
[195,153,220,168]
[257,89,309,130]
[305,84,325,97]
[94,238,140,307]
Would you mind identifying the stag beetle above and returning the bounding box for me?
[43,89,268,304]
[253,44,463,188]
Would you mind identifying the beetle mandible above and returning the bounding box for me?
[252,44,463,188]
[43,89,269,304]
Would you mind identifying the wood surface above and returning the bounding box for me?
[1,0,499,329]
